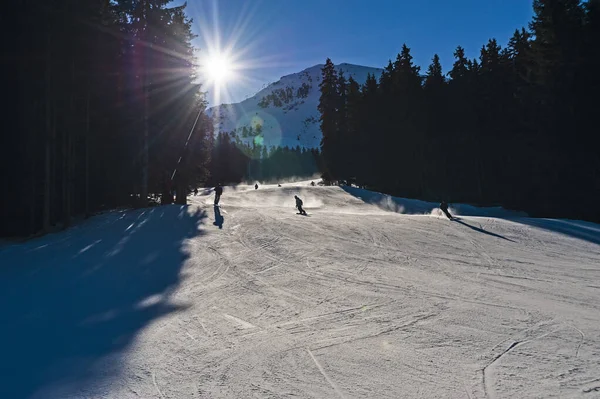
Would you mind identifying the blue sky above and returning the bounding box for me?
[180,0,534,105]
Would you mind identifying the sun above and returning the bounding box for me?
[203,54,233,83]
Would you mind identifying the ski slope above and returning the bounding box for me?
[1,183,600,398]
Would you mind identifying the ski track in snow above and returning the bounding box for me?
[307,348,346,399]
[152,371,166,399]
[1,182,600,398]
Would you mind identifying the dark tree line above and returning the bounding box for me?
[209,133,321,184]
[319,0,600,222]
[2,0,213,237]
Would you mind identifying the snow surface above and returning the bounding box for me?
[1,183,600,398]
[208,64,383,148]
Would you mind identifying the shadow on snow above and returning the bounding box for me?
[0,205,207,398]
[340,186,523,218]
[341,186,600,246]
[509,217,600,246]
[213,205,224,229]
[452,218,515,242]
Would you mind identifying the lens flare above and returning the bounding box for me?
[202,53,234,84]
[186,0,294,106]
[232,110,283,154]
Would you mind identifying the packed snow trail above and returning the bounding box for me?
[1,182,599,398]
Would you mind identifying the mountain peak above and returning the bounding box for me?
[209,63,382,149]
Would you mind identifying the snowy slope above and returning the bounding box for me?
[209,63,383,148]
[2,183,600,398]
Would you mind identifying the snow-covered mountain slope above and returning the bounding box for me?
[2,183,600,398]
[209,63,383,148]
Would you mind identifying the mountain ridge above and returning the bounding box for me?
[208,63,383,148]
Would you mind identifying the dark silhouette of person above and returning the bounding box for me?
[161,176,173,205]
[295,195,307,215]
[278,184,282,187]
[440,201,453,220]
[311,181,315,186]
[194,188,198,196]
[213,204,224,229]
[255,184,259,190]
[214,184,223,205]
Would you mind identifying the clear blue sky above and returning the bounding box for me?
[181,0,534,105]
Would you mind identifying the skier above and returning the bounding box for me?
[440,201,453,220]
[295,195,307,215]
[255,183,259,190]
[194,188,198,196]
[214,184,223,205]
[161,175,173,205]
[310,181,315,186]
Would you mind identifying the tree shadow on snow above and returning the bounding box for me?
[341,186,600,246]
[340,186,521,218]
[341,186,517,241]
[0,205,207,398]
[509,217,600,246]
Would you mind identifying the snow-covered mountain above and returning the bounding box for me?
[208,63,383,148]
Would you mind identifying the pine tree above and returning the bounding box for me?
[336,72,348,180]
[447,46,481,201]
[448,46,469,81]
[529,0,587,215]
[318,58,339,182]
[359,74,380,186]
[423,54,447,196]
[388,44,424,197]
[583,1,600,205]
[345,76,362,182]
[424,54,445,88]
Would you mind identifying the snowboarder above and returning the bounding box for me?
[214,184,223,205]
[440,201,453,220]
[255,184,259,190]
[295,195,307,215]
[194,188,198,196]
[310,181,315,186]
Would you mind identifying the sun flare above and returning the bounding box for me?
[203,54,233,83]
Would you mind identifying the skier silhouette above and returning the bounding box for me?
[255,184,259,190]
[214,184,223,205]
[295,195,307,215]
[440,201,453,220]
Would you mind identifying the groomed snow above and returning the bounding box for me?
[1,183,599,398]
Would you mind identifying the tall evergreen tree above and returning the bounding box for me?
[423,54,448,196]
[344,76,362,182]
[529,0,589,215]
[336,72,349,180]
[446,46,481,201]
[389,44,424,197]
[424,54,445,88]
[358,73,380,186]
[318,58,339,182]
[448,46,470,81]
